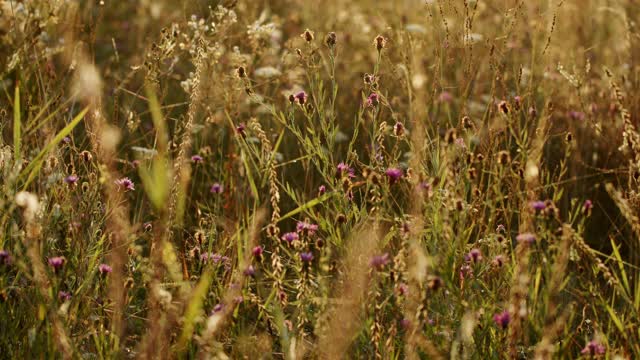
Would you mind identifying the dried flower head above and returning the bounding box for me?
[115,177,135,191]
[374,35,386,51]
[98,263,112,275]
[302,29,314,42]
[325,32,337,48]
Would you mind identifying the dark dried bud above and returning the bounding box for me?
[336,213,347,224]
[565,132,573,142]
[237,66,246,78]
[498,101,509,115]
[468,167,477,180]
[445,128,458,144]
[80,150,93,162]
[393,122,405,137]
[325,32,337,48]
[302,29,314,42]
[462,116,473,130]
[428,276,443,291]
[374,35,386,51]
[497,151,511,165]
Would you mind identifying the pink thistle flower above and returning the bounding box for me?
[115,177,135,191]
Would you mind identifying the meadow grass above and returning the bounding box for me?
[1,0,640,358]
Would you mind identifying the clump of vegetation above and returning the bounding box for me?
[1,0,640,358]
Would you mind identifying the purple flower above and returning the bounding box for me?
[115,177,135,191]
[492,255,505,267]
[516,232,536,244]
[318,185,326,196]
[63,136,71,144]
[236,123,246,137]
[583,199,593,213]
[366,93,380,107]
[336,162,355,178]
[243,265,256,276]
[496,224,506,234]
[294,91,308,105]
[397,283,409,296]
[493,310,511,329]
[58,291,72,302]
[569,110,585,121]
[385,167,403,184]
[400,318,411,329]
[370,253,390,269]
[212,303,224,313]
[191,155,203,163]
[281,232,299,244]
[529,200,546,212]
[48,256,65,272]
[581,340,605,356]
[0,250,11,266]
[300,252,314,262]
[210,183,223,194]
[98,263,112,275]
[468,248,482,263]
[296,221,319,236]
[438,91,453,103]
[459,263,473,280]
[252,245,264,258]
[64,175,79,185]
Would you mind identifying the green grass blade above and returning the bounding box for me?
[13,83,20,162]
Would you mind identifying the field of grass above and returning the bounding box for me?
[1,0,640,358]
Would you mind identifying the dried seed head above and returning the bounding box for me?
[393,122,405,137]
[462,115,473,130]
[80,150,93,162]
[565,132,573,142]
[237,66,246,78]
[374,35,386,51]
[302,29,315,42]
[325,32,337,48]
[428,276,443,291]
[468,167,477,180]
[498,100,509,115]
[336,213,347,224]
[266,224,280,237]
[445,128,458,144]
[497,151,511,165]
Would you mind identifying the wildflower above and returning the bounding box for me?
[492,255,505,268]
[0,250,11,266]
[296,220,319,236]
[397,283,409,296]
[243,265,256,276]
[529,200,546,212]
[496,224,506,234]
[336,213,347,224]
[385,167,403,184]
[236,66,246,78]
[497,151,511,165]
[569,110,585,121]
[583,199,593,214]
[236,123,246,138]
[191,154,203,163]
[318,185,326,196]
[300,252,314,262]
[514,95,522,110]
[581,340,605,356]
[438,91,453,103]
[210,183,223,194]
[281,232,299,244]
[493,310,511,329]
[428,276,443,291]
[498,100,509,115]
[516,232,536,244]
[212,303,224,313]
[468,248,482,263]
[366,92,380,107]
[445,128,458,144]
[48,257,65,272]
[400,318,411,330]
[252,245,264,259]
[369,253,390,269]
[64,174,79,185]
[459,263,473,280]
[462,115,473,130]
[115,177,135,191]
[98,263,112,275]
[294,91,308,105]
[143,222,153,232]
[58,291,72,302]
[80,150,93,162]
[336,162,355,178]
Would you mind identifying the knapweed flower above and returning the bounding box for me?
[294,91,308,105]
[397,283,409,296]
[191,154,203,163]
[583,199,593,213]
[366,92,380,107]
[58,291,72,302]
[336,162,355,178]
[496,224,506,234]
[281,232,299,244]
[438,91,453,103]
[516,232,536,244]
[467,248,482,263]
[529,200,546,212]
[318,185,326,196]
[492,255,506,268]
[569,111,586,121]
[212,303,224,313]
[385,167,403,184]
[0,250,11,266]
[296,221,319,236]
[48,257,65,272]
[252,245,264,259]
[300,252,314,262]
[143,222,153,232]
[98,263,112,275]
[493,310,511,329]
[115,177,135,191]
[581,340,605,356]
[64,175,79,185]
[370,253,390,270]
[210,183,223,194]
[243,265,256,276]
